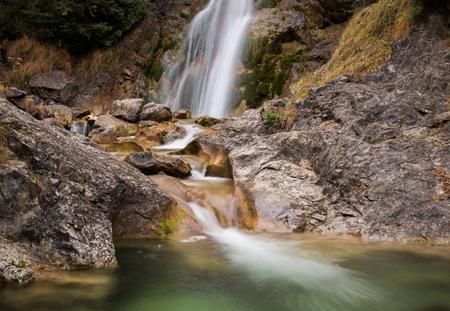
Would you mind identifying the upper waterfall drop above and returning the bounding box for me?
[163,0,253,118]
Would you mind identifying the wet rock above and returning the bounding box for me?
[191,19,450,244]
[29,71,75,104]
[0,99,175,272]
[173,109,192,120]
[125,152,191,178]
[135,122,185,149]
[194,116,222,127]
[93,114,132,130]
[0,260,34,285]
[110,98,144,122]
[139,102,172,122]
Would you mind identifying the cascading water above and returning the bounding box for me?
[163,0,253,118]
[70,121,90,136]
[150,125,375,308]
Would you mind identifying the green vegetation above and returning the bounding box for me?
[294,0,422,99]
[263,110,279,127]
[243,35,307,108]
[157,219,177,237]
[258,0,281,9]
[0,0,150,53]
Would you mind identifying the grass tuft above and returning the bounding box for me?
[157,219,177,237]
[294,0,422,99]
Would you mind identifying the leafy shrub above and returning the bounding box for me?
[0,0,149,53]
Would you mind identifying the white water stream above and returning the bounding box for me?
[151,124,374,307]
[164,0,253,118]
[155,0,372,302]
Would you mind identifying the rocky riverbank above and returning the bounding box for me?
[0,98,178,284]
[0,0,449,287]
[187,10,450,244]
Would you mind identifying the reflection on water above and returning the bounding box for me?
[1,236,450,311]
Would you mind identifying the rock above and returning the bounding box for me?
[194,116,222,127]
[0,99,176,274]
[29,71,75,104]
[0,260,34,285]
[125,152,191,178]
[188,19,450,244]
[138,120,159,128]
[139,102,172,122]
[121,68,134,80]
[73,108,91,119]
[110,98,144,122]
[135,122,186,149]
[0,86,27,100]
[93,114,133,130]
[45,104,73,126]
[173,109,192,120]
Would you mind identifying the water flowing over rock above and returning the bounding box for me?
[163,0,253,118]
[189,15,450,244]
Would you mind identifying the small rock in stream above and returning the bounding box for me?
[125,152,191,178]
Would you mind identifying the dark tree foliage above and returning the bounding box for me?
[0,0,149,53]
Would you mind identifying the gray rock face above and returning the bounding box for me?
[139,102,172,122]
[191,16,450,244]
[0,237,38,285]
[125,152,191,178]
[110,98,145,122]
[29,71,75,104]
[0,99,175,278]
[0,260,34,285]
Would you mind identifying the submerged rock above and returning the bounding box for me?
[125,152,191,178]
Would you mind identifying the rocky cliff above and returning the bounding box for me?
[0,99,176,284]
[188,7,450,244]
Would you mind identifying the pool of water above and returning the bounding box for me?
[1,235,449,311]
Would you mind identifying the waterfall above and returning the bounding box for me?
[70,121,90,136]
[164,0,253,118]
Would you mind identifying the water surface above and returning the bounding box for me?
[1,236,449,311]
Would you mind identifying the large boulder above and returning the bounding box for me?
[29,71,76,104]
[190,18,450,244]
[125,152,191,178]
[110,98,144,122]
[139,102,172,122]
[0,99,176,282]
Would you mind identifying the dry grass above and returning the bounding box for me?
[2,36,71,88]
[0,126,8,163]
[294,0,422,99]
